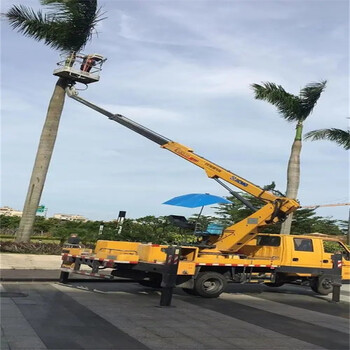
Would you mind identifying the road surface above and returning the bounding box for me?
[1,281,349,350]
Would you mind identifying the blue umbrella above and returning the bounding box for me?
[163,193,231,208]
[163,193,232,231]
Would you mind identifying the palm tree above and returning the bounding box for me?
[4,0,104,242]
[304,128,350,150]
[251,81,327,234]
[305,127,350,245]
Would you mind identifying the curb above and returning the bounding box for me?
[0,269,137,283]
[0,269,61,281]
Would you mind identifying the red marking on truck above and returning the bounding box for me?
[104,260,115,268]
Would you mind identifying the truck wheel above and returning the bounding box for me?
[59,271,69,284]
[194,272,227,298]
[310,275,333,295]
[182,288,199,296]
[264,282,285,287]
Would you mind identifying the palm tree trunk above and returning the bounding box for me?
[280,122,303,234]
[16,78,68,242]
[347,209,350,245]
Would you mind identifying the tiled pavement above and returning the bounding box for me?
[1,281,349,350]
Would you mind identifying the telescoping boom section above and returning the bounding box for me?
[66,87,299,252]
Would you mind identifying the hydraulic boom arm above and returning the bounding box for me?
[66,87,299,252]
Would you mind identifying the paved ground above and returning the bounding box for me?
[0,254,61,270]
[0,254,91,281]
[1,281,349,350]
[0,254,61,281]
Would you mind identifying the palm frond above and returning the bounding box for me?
[304,128,350,150]
[6,5,52,41]
[251,82,302,122]
[299,81,327,120]
[46,0,103,51]
[4,0,104,52]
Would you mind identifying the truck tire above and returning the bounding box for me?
[194,272,227,298]
[59,271,69,284]
[310,275,333,295]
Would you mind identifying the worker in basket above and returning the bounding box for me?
[80,53,104,72]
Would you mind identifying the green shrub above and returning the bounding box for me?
[0,235,56,241]
[0,241,62,255]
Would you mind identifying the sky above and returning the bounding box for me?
[1,0,349,223]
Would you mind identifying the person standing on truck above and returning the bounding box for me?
[67,233,81,246]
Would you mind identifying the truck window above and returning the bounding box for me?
[294,238,313,252]
[323,240,350,260]
[256,235,281,246]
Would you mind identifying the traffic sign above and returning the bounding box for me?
[36,205,46,213]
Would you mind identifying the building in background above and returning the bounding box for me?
[52,213,88,222]
[0,206,23,217]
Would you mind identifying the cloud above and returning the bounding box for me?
[100,103,185,122]
[1,0,348,222]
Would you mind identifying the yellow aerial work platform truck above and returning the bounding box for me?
[60,87,349,299]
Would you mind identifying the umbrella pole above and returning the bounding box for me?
[195,206,204,233]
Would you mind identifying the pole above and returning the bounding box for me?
[331,254,342,303]
[194,206,204,233]
[159,246,181,307]
[301,202,350,209]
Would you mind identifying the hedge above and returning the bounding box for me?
[0,235,54,240]
[0,241,62,255]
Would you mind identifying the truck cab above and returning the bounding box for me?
[238,234,349,292]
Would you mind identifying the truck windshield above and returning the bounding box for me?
[323,240,350,260]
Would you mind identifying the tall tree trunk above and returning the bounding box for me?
[16,78,68,242]
[280,122,303,234]
[347,209,350,245]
